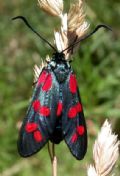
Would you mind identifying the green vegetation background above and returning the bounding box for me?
[0,0,120,175]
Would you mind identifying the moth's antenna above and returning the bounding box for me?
[12,16,57,52]
[62,24,112,53]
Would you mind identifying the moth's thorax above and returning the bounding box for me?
[48,53,71,83]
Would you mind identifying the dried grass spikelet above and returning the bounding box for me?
[87,120,120,176]
[54,0,89,60]
[54,13,68,53]
[67,0,89,55]
[68,0,88,35]
[87,165,98,176]
[38,0,89,60]
[38,0,63,17]
[33,64,41,83]
[33,58,47,83]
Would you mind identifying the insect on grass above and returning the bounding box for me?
[12,13,111,160]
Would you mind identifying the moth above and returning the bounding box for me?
[12,16,111,160]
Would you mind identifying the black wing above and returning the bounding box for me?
[18,68,59,157]
[61,71,87,160]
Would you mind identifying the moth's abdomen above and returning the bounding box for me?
[50,118,63,144]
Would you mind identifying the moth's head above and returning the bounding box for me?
[52,52,65,62]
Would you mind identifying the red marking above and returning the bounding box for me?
[71,133,78,143]
[69,74,77,94]
[57,101,63,116]
[37,70,48,86]
[25,123,38,133]
[42,73,52,91]
[34,130,42,142]
[32,100,41,112]
[40,106,50,116]
[68,106,77,118]
[77,125,85,136]
[76,103,82,113]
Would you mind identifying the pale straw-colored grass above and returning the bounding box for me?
[33,55,51,82]
[87,120,120,176]
[38,0,89,60]
[38,0,63,16]
[33,58,47,83]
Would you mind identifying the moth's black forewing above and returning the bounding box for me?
[18,68,60,157]
[61,70,87,160]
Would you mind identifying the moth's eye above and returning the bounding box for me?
[50,61,56,68]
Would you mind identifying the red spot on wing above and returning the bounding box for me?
[69,74,77,94]
[32,100,41,112]
[68,103,82,119]
[68,106,77,118]
[37,70,48,86]
[34,130,42,142]
[77,125,85,136]
[40,106,50,116]
[42,74,52,91]
[76,103,82,113]
[57,101,63,116]
[25,123,38,133]
[71,133,78,143]
[32,100,50,116]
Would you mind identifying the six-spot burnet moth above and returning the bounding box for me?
[12,16,111,160]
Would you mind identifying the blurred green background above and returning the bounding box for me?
[0,0,120,175]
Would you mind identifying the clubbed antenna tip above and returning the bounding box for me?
[12,16,57,52]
